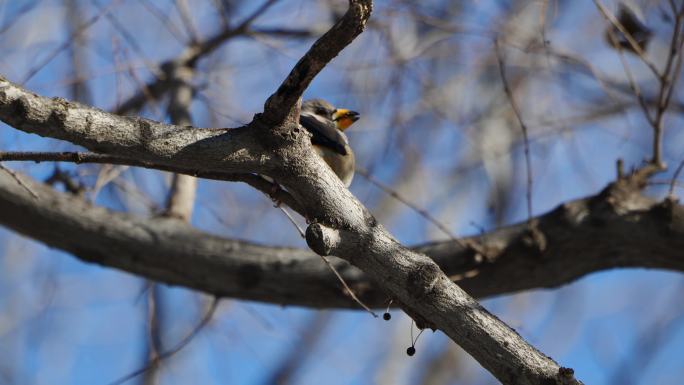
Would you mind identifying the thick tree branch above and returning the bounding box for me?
[304,222,578,384]
[0,1,581,382]
[1,168,682,307]
[0,75,274,175]
[6,159,585,385]
[0,171,346,306]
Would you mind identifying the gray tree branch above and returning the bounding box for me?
[0,1,582,383]
[115,0,294,115]
[1,165,681,307]
[0,151,304,214]
[0,75,272,175]
[261,0,373,125]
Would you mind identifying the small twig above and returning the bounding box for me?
[593,0,660,77]
[409,319,425,345]
[188,0,282,63]
[650,4,684,167]
[318,254,377,318]
[668,158,684,197]
[0,151,110,163]
[277,205,306,238]
[356,168,467,248]
[107,297,220,385]
[115,0,283,115]
[605,30,655,126]
[233,0,281,31]
[139,0,187,44]
[116,41,164,118]
[21,0,123,84]
[174,0,200,43]
[0,163,38,199]
[0,1,38,36]
[495,39,534,224]
[272,182,372,315]
[616,158,625,180]
[596,0,684,171]
[0,150,305,215]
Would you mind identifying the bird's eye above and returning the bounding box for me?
[316,108,327,115]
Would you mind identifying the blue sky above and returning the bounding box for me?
[0,1,683,384]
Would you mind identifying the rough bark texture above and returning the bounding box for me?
[0,1,588,384]
[0,75,270,173]
[261,0,373,125]
[0,73,577,383]
[0,169,680,309]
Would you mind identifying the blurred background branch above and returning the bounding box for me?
[0,0,684,384]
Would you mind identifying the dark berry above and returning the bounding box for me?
[383,312,391,321]
[406,346,416,356]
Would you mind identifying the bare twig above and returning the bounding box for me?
[669,158,684,197]
[139,0,187,44]
[107,297,220,385]
[605,30,655,126]
[356,168,467,247]
[0,163,38,199]
[261,0,373,124]
[0,151,139,164]
[273,180,374,316]
[593,0,660,77]
[0,151,305,216]
[21,0,123,84]
[494,39,534,223]
[175,0,200,43]
[650,5,684,167]
[596,0,684,171]
[272,184,374,316]
[277,205,306,238]
[45,167,85,196]
[249,27,315,38]
[0,1,38,36]
[318,254,377,318]
[115,0,284,115]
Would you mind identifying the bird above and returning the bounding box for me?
[300,99,359,186]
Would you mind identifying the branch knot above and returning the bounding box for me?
[305,222,340,256]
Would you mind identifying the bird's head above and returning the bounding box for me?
[302,99,360,131]
[332,108,360,131]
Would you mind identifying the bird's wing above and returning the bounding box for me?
[300,111,348,156]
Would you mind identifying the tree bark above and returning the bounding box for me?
[0,1,586,383]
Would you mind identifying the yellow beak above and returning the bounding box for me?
[332,109,360,131]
